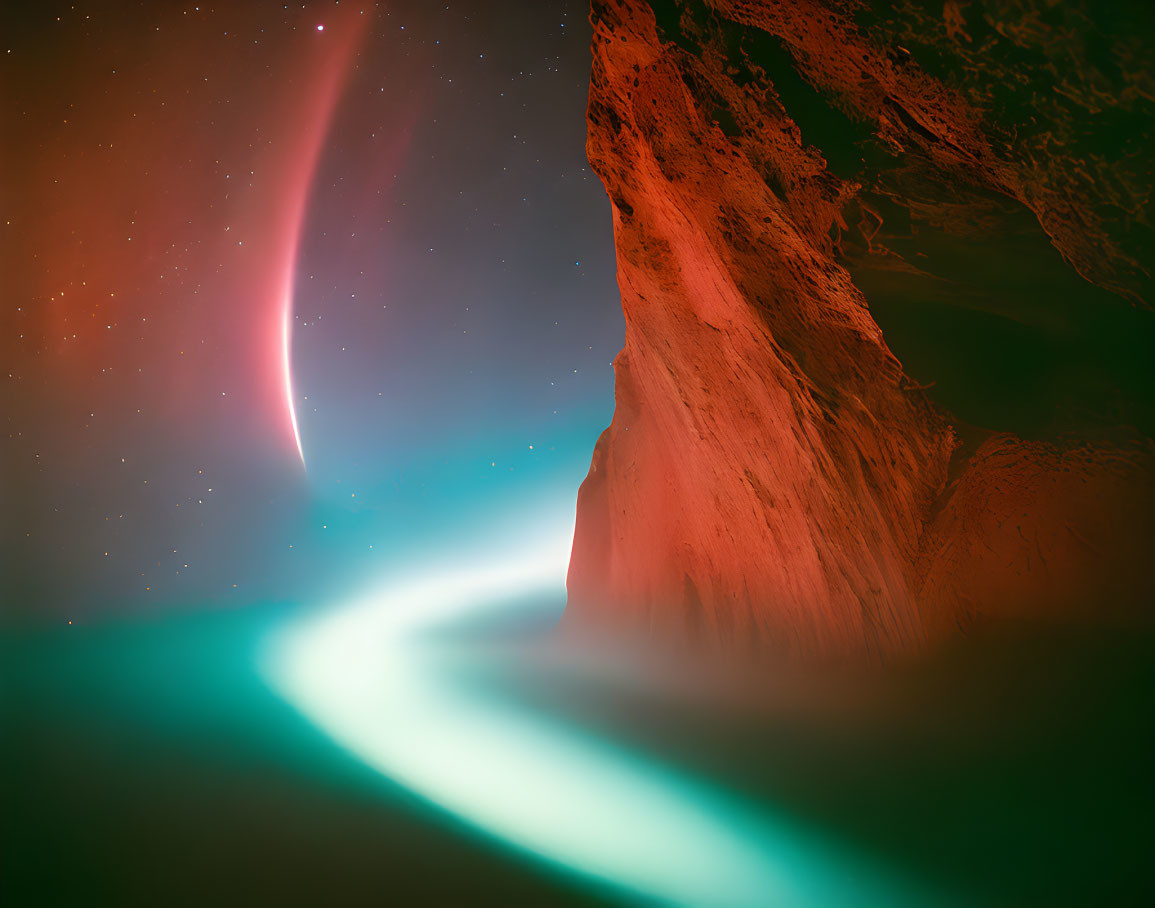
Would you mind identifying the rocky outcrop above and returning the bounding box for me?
[565,0,1155,660]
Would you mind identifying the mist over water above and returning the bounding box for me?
[4,3,1154,905]
[7,514,1153,905]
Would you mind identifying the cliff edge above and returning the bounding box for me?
[565,0,1155,660]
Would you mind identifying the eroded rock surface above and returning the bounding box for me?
[566,0,1155,660]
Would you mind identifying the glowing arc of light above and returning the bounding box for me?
[282,298,306,468]
[273,14,365,471]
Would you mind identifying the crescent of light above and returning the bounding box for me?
[278,15,366,470]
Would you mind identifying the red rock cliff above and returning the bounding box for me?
[565,0,1155,660]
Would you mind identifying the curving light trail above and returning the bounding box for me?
[281,300,307,467]
[264,524,932,908]
[272,14,365,469]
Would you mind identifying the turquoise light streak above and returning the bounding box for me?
[263,518,932,907]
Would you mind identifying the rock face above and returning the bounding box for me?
[565,0,1155,660]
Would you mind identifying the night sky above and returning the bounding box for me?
[2,0,623,621]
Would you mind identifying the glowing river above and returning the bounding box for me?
[264,530,928,907]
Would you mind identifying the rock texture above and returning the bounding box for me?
[565,0,1155,660]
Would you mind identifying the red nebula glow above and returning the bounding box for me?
[4,6,367,467]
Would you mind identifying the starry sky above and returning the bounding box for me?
[1,0,623,621]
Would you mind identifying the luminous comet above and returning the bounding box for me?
[281,300,306,466]
[272,13,365,468]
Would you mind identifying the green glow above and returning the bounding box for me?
[264,524,928,907]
